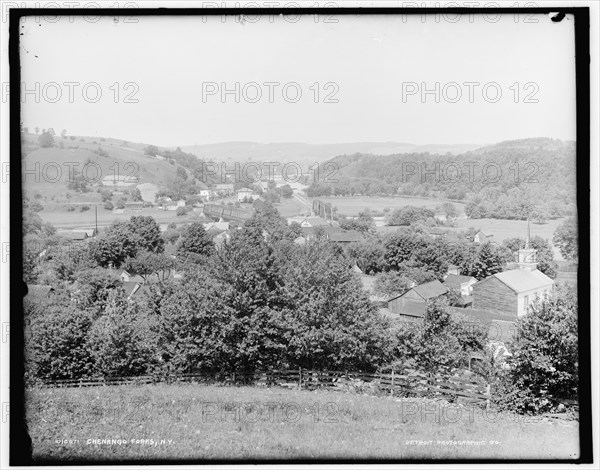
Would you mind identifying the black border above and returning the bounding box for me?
[8,5,592,466]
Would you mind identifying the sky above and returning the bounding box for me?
[18,12,576,147]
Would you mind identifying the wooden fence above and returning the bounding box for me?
[35,368,491,406]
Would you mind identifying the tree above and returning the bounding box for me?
[373,271,412,298]
[38,131,55,148]
[177,222,215,260]
[123,250,175,283]
[28,303,95,380]
[176,166,188,181]
[441,202,458,220]
[497,286,578,414]
[395,300,487,373]
[60,129,67,140]
[502,236,557,278]
[34,126,39,134]
[132,187,143,201]
[144,144,159,157]
[346,240,385,274]
[87,292,158,377]
[280,184,293,198]
[463,242,505,279]
[553,217,578,262]
[70,268,123,314]
[89,222,143,268]
[127,216,164,253]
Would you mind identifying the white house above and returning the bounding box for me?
[237,188,255,202]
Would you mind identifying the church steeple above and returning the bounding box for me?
[517,218,537,271]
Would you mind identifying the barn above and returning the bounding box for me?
[387,280,449,321]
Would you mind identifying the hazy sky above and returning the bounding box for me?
[19,12,576,147]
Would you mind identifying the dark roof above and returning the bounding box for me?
[444,274,477,287]
[122,281,141,298]
[449,307,517,342]
[329,230,364,243]
[26,284,54,298]
[411,280,449,300]
[59,231,87,240]
[164,244,178,256]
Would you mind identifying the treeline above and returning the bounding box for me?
[305,138,577,221]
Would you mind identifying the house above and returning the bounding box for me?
[472,237,554,318]
[300,217,329,228]
[253,196,266,210]
[198,189,216,201]
[25,284,55,300]
[203,221,230,232]
[473,230,494,244]
[472,270,554,318]
[237,188,255,202]
[328,230,364,244]
[387,280,449,321]
[57,231,88,241]
[72,228,97,238]
[125,201,144,211]
[215,183,234,195]
[444,274,477,297]
[164,244,178,258]
[293,236,307,246]
[119,269,145,284]
[429,227,447,240]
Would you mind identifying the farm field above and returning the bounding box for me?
[38,206,202,230]
[26,383,579,462]
[311,196,467,217]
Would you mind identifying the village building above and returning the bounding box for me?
[473,230,494,244]
[387,280,449,321]
[236,188,255,203]
[443,273,477,297]
[472,233,554,318]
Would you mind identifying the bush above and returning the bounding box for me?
[80,205,90,212]
[103,201,114,211]
[66,205,76,212]
[176,206,191,216]
[495,286,578,414]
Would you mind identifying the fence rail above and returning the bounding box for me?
[34,368,492,405]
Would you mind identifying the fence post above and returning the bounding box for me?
[298,368,302,389]
[391,370,395,395]
[486,384,491,410]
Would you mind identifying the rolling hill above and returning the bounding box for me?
[179,141,482,166]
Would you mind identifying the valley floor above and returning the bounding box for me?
[26,383,579,462]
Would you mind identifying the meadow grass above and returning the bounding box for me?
[26,383,579,462]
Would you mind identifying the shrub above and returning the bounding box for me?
[103,201,114,211]
[80,205,90,212]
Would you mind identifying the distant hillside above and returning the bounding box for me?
[179,141,481,165]
[305,138,577,221]
[21,133,182,202]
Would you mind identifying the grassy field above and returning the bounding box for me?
[37,205,202,230]
[312,196,467,217]
[26,383,579,462]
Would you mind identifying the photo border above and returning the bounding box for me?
[8,5,592,465]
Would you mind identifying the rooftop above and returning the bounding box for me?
[444,274,477,287]
[492,269,554,293]
[410,279,449,300]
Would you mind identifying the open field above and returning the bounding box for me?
[38,206,202,230]
[311,196,467,217]
[26,383,579,462]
